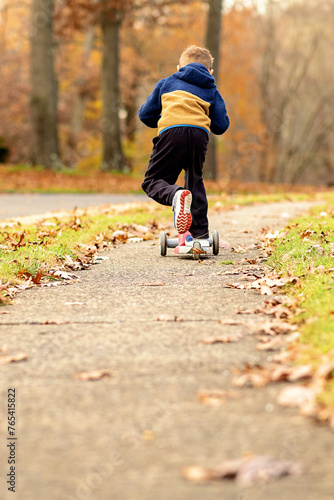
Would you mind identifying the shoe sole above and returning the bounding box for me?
[175,191,192,234]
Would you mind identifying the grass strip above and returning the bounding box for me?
[0,203,171,293]
[268,204,334,407]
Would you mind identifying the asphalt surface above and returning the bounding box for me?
[0,201,333,500]
[0,193,150,220]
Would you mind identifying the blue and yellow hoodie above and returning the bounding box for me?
[138,63,229,136]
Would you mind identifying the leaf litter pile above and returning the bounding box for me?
[181,210,334,487]
[0,208,164,305]
[197,210,334,434]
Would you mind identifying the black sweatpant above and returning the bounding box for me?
[141,127,209,239]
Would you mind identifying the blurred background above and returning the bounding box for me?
[0,0,333,186]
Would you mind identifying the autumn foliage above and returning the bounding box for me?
[0,0,333,184]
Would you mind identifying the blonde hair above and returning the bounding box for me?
[179,45,214,70]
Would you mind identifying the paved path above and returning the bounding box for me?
[0,201,333,500]
[0,193,150,220]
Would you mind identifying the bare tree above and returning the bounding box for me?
[67,26,95,153]
[30,0,60,168]
[258,0,334,184]
[100,4,127,172]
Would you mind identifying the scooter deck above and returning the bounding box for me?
[160,231,219,257]
[174,239,211,255]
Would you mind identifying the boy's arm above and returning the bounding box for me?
[209,91,230,135]
[138,80,165,128]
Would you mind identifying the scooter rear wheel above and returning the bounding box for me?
[159,231,167,256]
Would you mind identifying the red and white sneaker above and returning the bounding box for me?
[173,231,192,254]
[172,190,192,234]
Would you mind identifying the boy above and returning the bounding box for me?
[138,45,229,248]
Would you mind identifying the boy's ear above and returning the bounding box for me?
[210,69,214,75]
[177,65,181,71]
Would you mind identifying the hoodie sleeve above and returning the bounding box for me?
[209,90,230,135]
[138,79,165,128]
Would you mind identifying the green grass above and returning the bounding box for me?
[268,204,334,407]
[0,204,171,290]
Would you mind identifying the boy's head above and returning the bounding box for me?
[178,45,214,72]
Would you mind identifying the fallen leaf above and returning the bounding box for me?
[256,337,286,351]
[233,372,268,388]
[73,369,113,381]
[260,284,273,295]
[43,319,69,325]
[201,333,242,344]
[218,318,248,326]
[272,350,296,364]
[18,268,48,284]
[50,270,81,280]
[236,455,303,487]
[287,365,314,382]
[256,332,299,351]
[219,241,233,250]
[182,466,218,483]
[157,314,183,322]
[306,244,325,255]
[222,283,246,290]
[232,246,247,254]
[183,455,303,486]
[198,389,239,406]
[277,385,315,408]
[0,353,27,364]
[256,320,297,336]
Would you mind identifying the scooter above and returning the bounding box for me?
[159,230,219,259]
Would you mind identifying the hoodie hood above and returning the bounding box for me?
[174,63,216,89]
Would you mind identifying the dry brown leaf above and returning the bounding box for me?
[73,369,113,381]
[315,358,334,381]
[182,466,218,483]
[218,268,241,275]
[232,246,247,254]
[201,333,242,344]
[287,365,314,382]
[277,385,316,408]
[43,319,70,325]
[198,389,239,406]
[256,332,299,351]
[260,284,274,295]
[111,230,128,243]
[257,320,297,336]
[236,455,303,487]
[223,283,246,290]
[218,318,249,326]
[272,350,297,364]
[233,361,312,387]
[183,455,303,486]
[256,337,286,351]
[0,352,27,364]
[157,314,183,322]
[233,372,268,388]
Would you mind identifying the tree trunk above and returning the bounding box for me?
[100,9,126,172]
[30,0,60,169]
[204,0,223,180]
[68,27,95,152]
